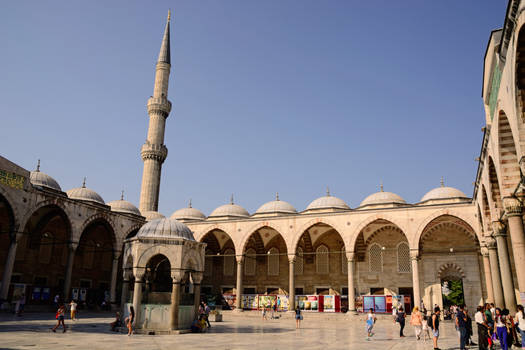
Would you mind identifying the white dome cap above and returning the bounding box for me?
[254,193,297,216]
[359,184,406,208]
[66,178,104,205]
[209,195,250,219]
[306,188,350,211]
[136,218,195,240]
[171,199,206,221]
[30,160,62,191]
[107,192,141,216]
[420,178,469,204]
[142,211,166,221]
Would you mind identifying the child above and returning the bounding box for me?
[421,309,431,341]
[366,308,376,340]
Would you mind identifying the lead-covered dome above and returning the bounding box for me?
[29,160,62,191]
[359,185,406,209]
[142,211,166,221]
[419,179,469,205]
[107,194,141,216]
[171,200,206,221]
[305,189,350,212]
[66,179,104,205]
[208,196,250,220]
[253,193,297,217]
[136,218,195,240]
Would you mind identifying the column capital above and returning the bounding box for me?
[122,268,133,280]
[113,250,122,260]
[480,246,489,256]
[191,271,203,284]
[288,254,296,264]
[133,267,146,281]
[171,269,185,283]
[503,196,522,217]
[492,221,507,237]
[346,251,356,261]
[485,237,497,249]
[68,241,79,251]
[410,249,420,260]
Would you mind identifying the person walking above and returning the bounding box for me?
[295,305,302,329]
[495,307,508,350]
[422,309,431,341]
[17,293,26,317]
[475,305,489,350]
[456,304,469,350]
[430,306,441,350]
[515,304,525,349]
[366,308,377,340]
[394,306,406,337]
[69,300,77,321]
[204,302,211,328]
[51,304,67,333]
[410,306,423,340]
[125,305,135,336]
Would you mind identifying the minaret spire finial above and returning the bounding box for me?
[82,177,86,188]
[121,190,125,200]
[188,198,192,208]
[157,10,171,64]
[167,9,171,21]
[36,159,40,172]
[440,177,444,187]
[276,192,280,201]
[326,186,330,196]
[380,181,384,192]
[230,194,234,205]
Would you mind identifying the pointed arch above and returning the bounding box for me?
[291,217,348,255]
[418,215,479,254]
[415,209,480,248]
[349,214,408,252]
[488,156,503,212]
[497,111,521,194]
[239,221,288,257]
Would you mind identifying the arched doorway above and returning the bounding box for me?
[13,204,71,306]
[353,219,410,313]
[199,229,236,308]
[144,254,172,304]
[418,215,481,312]
[73,218,115,308]
[438,263,466,310]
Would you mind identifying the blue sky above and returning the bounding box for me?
[0,1,507,216]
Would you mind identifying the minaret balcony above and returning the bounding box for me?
[147,97,172,117]
[141,142,168,162]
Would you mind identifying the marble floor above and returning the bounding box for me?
[0,311,485,350]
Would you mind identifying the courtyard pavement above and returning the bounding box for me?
[0,311,486,350]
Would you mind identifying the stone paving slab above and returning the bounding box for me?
[0,311,486,350]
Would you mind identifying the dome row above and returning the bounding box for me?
[29,163,469,222]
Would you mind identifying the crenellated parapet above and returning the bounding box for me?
[141,142,168,162]
[147,97,172,118]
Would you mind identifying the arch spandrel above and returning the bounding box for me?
[181,248,204,272]
[198,226,237,256]
[19,198,74,238]
[291,217,349,255]
[136,244,179,270]
[77,213,117,248]
[239,221,289,257]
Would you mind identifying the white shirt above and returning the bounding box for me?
[516,311,525,329]
[474,311,484,324]
[70,302,77,311]
[367,312,375,321]
[495,315,505,328]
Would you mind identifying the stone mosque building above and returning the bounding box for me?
[1,1,525,324]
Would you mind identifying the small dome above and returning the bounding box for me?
[171,200,206,221]
[209,196,249,219]
[66,179,104,205]
[107,199,141,216]
[254,193,297,216]
[306,189,350,211]
[420,179,469,204]
[136,218,195,240]
[29,160,62,191]
[359,186,406,208]
[142,211,166,221]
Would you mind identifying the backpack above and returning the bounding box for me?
[427,313,434,329]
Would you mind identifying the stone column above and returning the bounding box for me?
[132,267,145,327]
[503,196,525,293]
[487,237,505,307]
[480,246,494,303]
[347,252,356,312]
[170,270,183,330]
[493,221,517,312]
[288,255,295,311]
[120,269,132,309]
[410,250,421,310]
[192,272,203,318]
[234,258,243,312]
[109,251,121,309]
[63,241,79,301]
[0,232,20,302]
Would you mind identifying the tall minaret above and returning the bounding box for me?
[139,11,172,213]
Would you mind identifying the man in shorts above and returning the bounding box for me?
[431,307,441,350]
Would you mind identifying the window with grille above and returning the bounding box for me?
[223,249,234,276]
[244,248,256,276]
[204,251,213,277]
[369,243,383,272]
[341,246,347,274]
[295,247,304,275]
[397,242,411,273]
[268,247,279,276]
[316,245,329,274]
